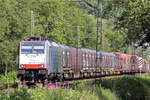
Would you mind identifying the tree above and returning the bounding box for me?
[0,0,31,74]
[106,0,150,46]
[32,0,97,47]
[0,0,98,74]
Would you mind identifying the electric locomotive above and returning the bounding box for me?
[18,38,47,82]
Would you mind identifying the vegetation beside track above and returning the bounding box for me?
[1,72,150,100]
[95,74,150,100]
[0,80,118,100]
[0,72,118,100]
[0,71,18,87]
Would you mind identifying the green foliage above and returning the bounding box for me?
[71,81,118,100]
[77,0,113,19]
[0,87,32,100]
[0,0,31,74]
[0,71,18,87]
[79,0,150,48]
[95,85,119,100]
[9,87,32,100]
[106,0,150,46]
[1,74,150,100]
[100,19,125,52]
[0,80,119,100]
[31,0,96,47]
[98,75,150,100]
[0,0,97,74]
[43,88,80,100]
[104,29,125,52]
[1,0,144,75]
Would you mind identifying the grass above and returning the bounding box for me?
[1,72,150,100]
[0,77,118,100]
[0,85,106,100]
[96,74,150,100]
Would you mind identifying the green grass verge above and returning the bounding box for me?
[1,72,150,100]
[97,74,150,100]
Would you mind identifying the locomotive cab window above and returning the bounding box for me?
[21,42,45,54]
[21,46,32,54]
[33,46,44,54]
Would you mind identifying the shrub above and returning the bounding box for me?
[8,87,32,100]
[0,71,18,87]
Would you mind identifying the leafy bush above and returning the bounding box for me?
[0,86,32,100]
[0,94,8,100]
[95,85,119,100]
[0,71,18,87]
[0,72,131,100]
[0,81,119,100]
[98,75,150,100]
[71,81,118,100]
[9,87,32,100]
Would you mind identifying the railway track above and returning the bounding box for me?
[0,84,18,90]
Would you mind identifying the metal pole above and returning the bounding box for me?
[45,28,48,39]
[99,0,103,51]
[96,0,103,67]
[31,10,34,36]
[77,26,81,48]
[76,26,81,76]
[96,16,99,68]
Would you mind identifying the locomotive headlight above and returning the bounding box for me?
[39,64,44,68]
[20,64,25,68]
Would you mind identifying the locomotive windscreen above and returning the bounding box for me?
[21,42,45,54]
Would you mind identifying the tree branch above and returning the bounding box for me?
[83,0,97,9]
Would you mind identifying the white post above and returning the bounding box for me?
[140,68,141,76]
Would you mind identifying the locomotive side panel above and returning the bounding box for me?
[51,42,63,73]
[45,41,51,74]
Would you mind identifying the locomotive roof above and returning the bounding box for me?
[60,45,70,50]
[20,41,45,46]
[81,48,88,53]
